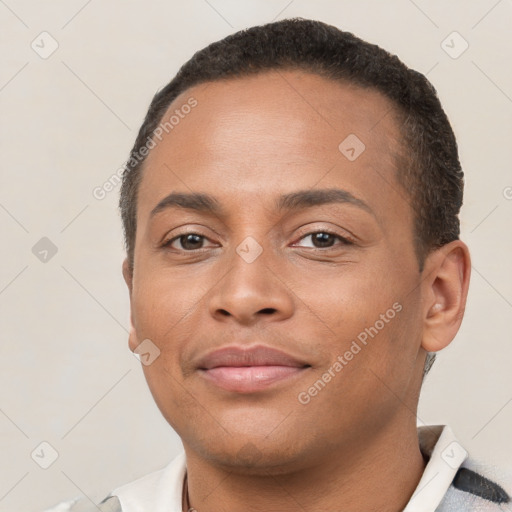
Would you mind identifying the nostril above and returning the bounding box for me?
[259,308,277,314]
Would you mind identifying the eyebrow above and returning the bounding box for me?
[275,188,373,215]
[150,188,374,218]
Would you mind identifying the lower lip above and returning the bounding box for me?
[199,365,307,393]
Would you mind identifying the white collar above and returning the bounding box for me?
[112,450,186,512]
[112,425,465,512]
[404,424,467,511]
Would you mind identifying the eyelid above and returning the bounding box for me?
[161,230,218,250]
[161,225,356,252]
[291,224,356,245]
[291,230,354,249]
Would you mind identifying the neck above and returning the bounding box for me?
[183,417,426,512]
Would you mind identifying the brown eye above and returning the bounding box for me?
[179,234,204,250]
[311,232,336,248]
[295,231,352,249]
[164,233,211,251]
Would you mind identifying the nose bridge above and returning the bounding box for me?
[208,233,294,324]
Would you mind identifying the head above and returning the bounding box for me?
[120,19,470,471]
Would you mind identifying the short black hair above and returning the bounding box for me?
[120,18,465,374]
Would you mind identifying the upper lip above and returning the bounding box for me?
[196,345,310,370]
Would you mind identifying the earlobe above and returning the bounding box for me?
[122,258,138,352]
[122,258,133,294]
[421,240,471,353]
[128,317,138,352]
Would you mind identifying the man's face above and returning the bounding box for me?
[125,70,428,472]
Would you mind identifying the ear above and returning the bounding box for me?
[122,258,138,352]
[421,240,471,353]
[122,257,133,294]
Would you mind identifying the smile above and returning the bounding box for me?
[195,344,311,393]
[199,365,309,393]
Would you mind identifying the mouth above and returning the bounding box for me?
[196,345,311,393]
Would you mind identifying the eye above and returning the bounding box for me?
[162,229,353,252]
[162,232,216,251]
[293,231,353,249]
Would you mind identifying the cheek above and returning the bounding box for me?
[130,273,201,395]
[141,360,206,434]
[303,264,419,375]
[291,262,396,334]
[132,268,208,336]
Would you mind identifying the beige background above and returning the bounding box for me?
[1,0,511,510]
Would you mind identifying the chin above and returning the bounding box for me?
[201,441,309,476]
[183,425,314,476]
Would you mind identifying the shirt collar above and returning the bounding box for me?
[112,425,465,512]
[404,424,467,512]
[112,450,186,512]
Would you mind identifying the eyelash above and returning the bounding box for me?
[161,229,354,252]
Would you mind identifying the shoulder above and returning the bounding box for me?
[439,460,511,511]
[41,452,186,512]
[41,495,122,512]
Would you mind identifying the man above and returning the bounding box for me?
[46,17,510,512]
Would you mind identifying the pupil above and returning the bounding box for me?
[314,233,333,248]
[182,234,202,250]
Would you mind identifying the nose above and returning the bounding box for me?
[208,243,294,326]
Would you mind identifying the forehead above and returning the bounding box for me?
[137,70,408,224]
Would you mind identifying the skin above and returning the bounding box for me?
[122,70,471,512]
